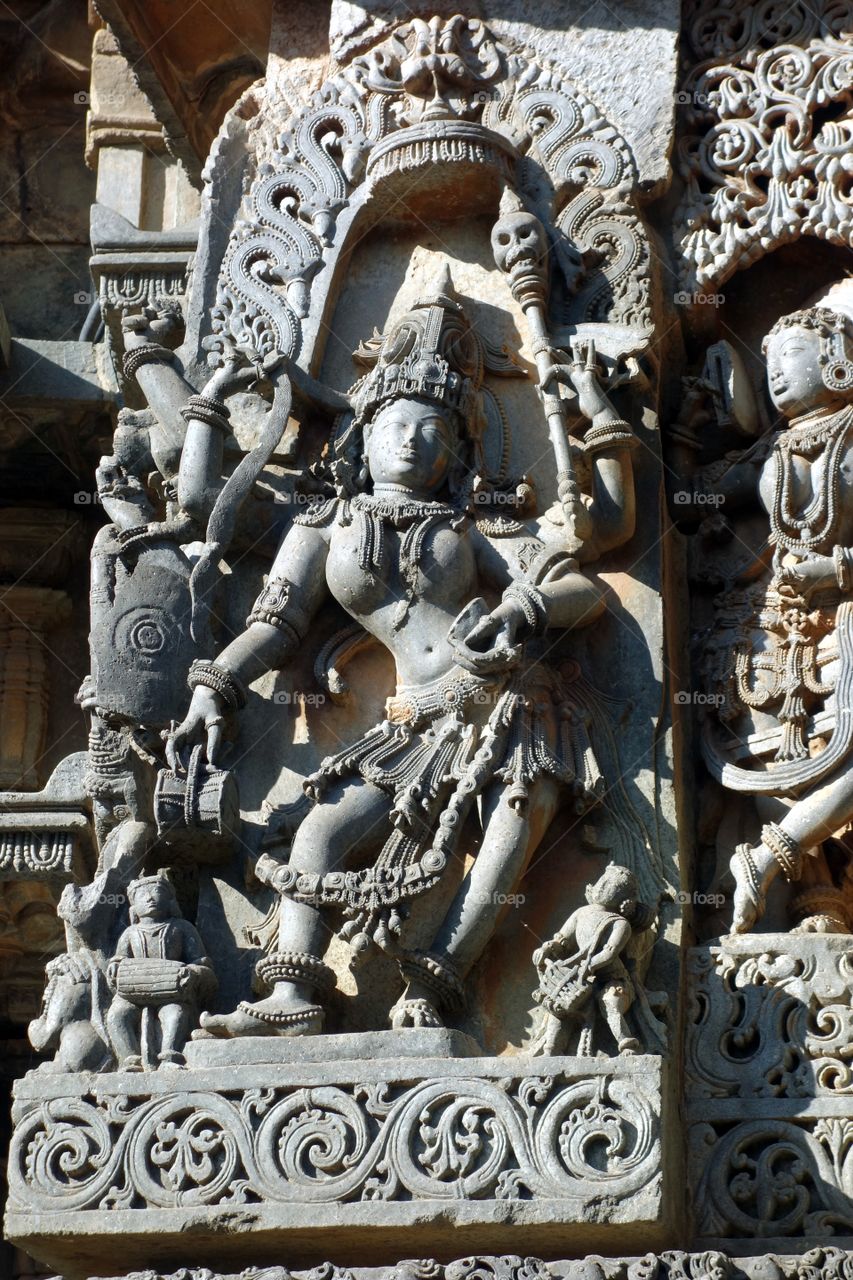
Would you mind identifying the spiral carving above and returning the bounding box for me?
[8,1067,661,1214]
[212,16,651,367]
[676,17,853,290]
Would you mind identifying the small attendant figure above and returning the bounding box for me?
[107,873,216,1069]
[531,864,666,1056]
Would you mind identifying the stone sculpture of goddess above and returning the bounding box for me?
[700,281,853,932]
[169,270,639,1036]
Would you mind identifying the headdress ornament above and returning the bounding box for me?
[349,263,485,436]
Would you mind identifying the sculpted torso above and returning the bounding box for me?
[325,517,478,686]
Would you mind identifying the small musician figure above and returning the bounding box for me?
[531,864,665,1056]
[106,873,215,1069]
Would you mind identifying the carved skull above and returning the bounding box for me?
[491,209,547,281]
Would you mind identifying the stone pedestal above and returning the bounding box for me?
[7,1042,668,1276]
[686,935,853,1248]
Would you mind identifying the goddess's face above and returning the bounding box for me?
[366,397,457,493]
[765,325,833,416]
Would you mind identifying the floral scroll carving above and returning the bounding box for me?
[686,939,853,1099]
[675,0,853,291]
[9,1063,661,1216]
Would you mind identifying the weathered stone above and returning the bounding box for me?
[9,2,853,1279]
[7,1053,667,1275]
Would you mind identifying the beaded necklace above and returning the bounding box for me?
[770,404,853,552]
[351,492,466,629]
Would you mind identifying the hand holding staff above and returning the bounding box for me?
[491,188,592,554]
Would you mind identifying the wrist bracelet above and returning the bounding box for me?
[502,581,549,637]
[188,659,247,710]
[834,544,853,592]
[180,394,231,433]
[582,420,637,454]
[123,344,173,381]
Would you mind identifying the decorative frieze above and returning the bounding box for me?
[687,937,853,1241]
[6,1049,666,1274]
[86,1250,853,1280]
[675,0,853,291]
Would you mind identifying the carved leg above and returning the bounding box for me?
[106,994,143,1070]
[730,763,853,932]
[530,1009,565,1055]
[199,780,390,1038]
[598,978,639,1054]
[157,1001,190,1067]
[393,779,559,1026]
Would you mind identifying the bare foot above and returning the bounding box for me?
[194,991,324,1039]
[730,843,774,933]
[390,994,443,1029]
[530,1010,563,1056]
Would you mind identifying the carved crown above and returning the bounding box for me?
[350,264,484,436]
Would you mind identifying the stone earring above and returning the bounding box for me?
[819,331,853,392]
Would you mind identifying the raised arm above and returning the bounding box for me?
[121,305,196,482]
[562,342,638,564]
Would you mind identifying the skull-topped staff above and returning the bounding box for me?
[491,189,592,554]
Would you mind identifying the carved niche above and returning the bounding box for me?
[6,14,679,1274]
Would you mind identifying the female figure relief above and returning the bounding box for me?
[169,272,639,1036]
[699,284,853,932]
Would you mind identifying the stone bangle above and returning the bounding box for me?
[761,821,803,882]
[187,659,248,710]
[180,394,231,433]
[834,544,853,592]
[122,343,173,380]
[582,420,637,454]
[502,581,549,637]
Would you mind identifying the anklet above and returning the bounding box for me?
[761,822,803,882]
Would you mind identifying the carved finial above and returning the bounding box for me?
[498,186,526,216]
[415,260,460,310]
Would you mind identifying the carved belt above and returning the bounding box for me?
[385,666,504,728]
